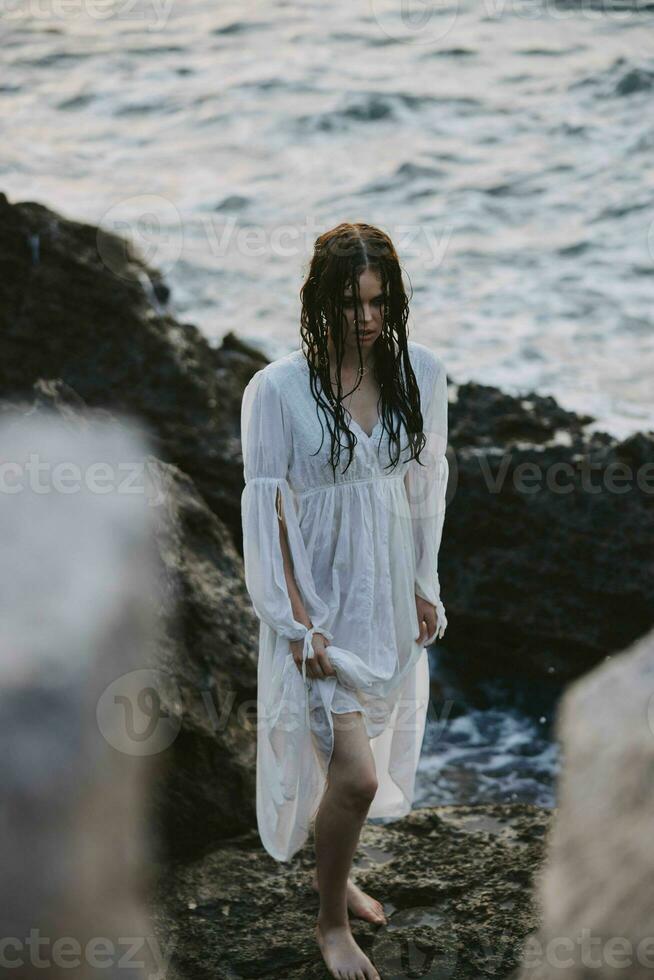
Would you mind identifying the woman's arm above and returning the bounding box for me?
[240,366,333,644]
[276,486,335,679]
[276,486,312,629]
[403,353,449,640]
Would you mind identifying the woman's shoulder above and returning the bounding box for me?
[406,340,446,380]
[244,349,300,393]
[267,349,304,379]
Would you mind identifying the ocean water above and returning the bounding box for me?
[2,0,653,441]
[416,704,560,809]
[416,649,563,809]
[3,0,651,806]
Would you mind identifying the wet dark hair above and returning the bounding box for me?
[299,221,427,480]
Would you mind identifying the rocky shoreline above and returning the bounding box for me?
[2,190,652,978]
[147,802,552,980]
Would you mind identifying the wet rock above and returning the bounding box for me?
[444,381,654,684]
[147,802,552,980]
[0,191,252,543]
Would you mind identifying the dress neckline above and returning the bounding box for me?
[291,349,383,441]
[344,411,382,441]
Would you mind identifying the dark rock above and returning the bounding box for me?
[0,192,253,545]
[147,802,552,980]
[450,381,595,447]
[444,381,654,684]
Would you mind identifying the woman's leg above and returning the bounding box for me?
[313,710,381,980]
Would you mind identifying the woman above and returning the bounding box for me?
[240,222,449,980]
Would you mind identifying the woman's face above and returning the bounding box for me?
[339,267,385,350]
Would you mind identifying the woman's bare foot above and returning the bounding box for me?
[312,869,387,925]
[315,919,381,980]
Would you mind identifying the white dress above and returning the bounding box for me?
[240,339,449,863]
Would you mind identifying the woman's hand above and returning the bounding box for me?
[290,630,337,680]
[415,595,438,645]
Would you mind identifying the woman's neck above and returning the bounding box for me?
[327,341,376,376]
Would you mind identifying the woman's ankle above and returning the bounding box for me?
[317,910,350,932]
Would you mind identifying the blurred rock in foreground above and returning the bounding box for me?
[1,380,259,863]
[0,411,162,979]
[514,626,654,980]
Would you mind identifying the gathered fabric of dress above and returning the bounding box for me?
[240,340,449,863]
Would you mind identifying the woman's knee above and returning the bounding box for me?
[339,769,378,810]
[329,710,378,808]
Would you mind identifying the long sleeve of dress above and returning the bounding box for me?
[404,354,449,639]
[240,367,333,645]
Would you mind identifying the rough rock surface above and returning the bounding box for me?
[0,189,263,544]
[445,381,654,684]
[147,802,552,980]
